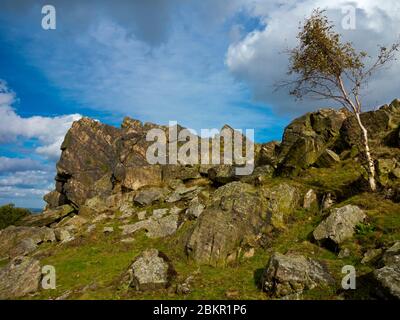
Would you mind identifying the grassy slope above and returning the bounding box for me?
[27,160,400,300]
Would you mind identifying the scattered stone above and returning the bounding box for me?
[176,276,194,295]
[207,165,237,184]
[137,210,147,220]
[103,227,114,234]
[261,252,333,297]
[166,185,200,203]
[338,248,351,259]
[152,208,169,219]
[185,197,205,219]
[382,241,400,265]
[119,212,180,239]
[303,189,318,209]
[313,205,366,246]
[321,193,335,210]
[243,247,255,259]
[0,256,41,299]
[121,237,135,244]
[134,187,168,206]
[54,228,74,243]
[86,224,96,233]
[123,249,176,291]
[361,248,383,264]
[92,213,108,223]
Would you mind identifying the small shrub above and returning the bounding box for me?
[0,203,30,230]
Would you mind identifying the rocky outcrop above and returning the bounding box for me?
[277,108,349,176]
[313,205,366,247]
[122,249,176,291]
[186,182,267,265]
[0,256,41,299]
[261,252,334,298]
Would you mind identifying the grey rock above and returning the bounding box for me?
[315,149,341,168]
[185,197,205,219]
[361,248,383,264]
[124,249,176,291]
[313,205,366,246]
[0,256,41,299]
[22,205,75,227]
[303,189,318,209]
[261,252,334,297]
[134,187,168,206]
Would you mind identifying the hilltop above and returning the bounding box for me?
[1,100,400,300]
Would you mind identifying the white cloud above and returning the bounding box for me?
[0,157,46,173]
[0,80,82,159]
[226,0,400,116]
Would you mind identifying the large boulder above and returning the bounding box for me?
[0,226,56,259]
[261,183,302,230]
[123,249,176,291]
[373,242,400,299]
[261,252,334,298]
[277,108,349,176]
[0,256,41,299]
[186,182,267,265]
[313,205,366,247]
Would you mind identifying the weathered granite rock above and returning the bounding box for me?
[123,249,176,291]
[261,252,334,297]
[22,205,75,227]
[186,182,267,265]
[315,149,341,168]
[119,210,180,239]
[313,205,366,247]
[303,189,318,209]
[134,187,169,206]
[0,256,41,299]
[373,244,400,300]
[361,248,383,264]
[185,197,205,219]
[277,108,349,176]
[262,183,301,229]
[207,165,237,184]
[0,226,56,259]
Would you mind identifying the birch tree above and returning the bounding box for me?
[279,9,399,191]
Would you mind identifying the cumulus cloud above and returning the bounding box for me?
[0,80,82,159]
[226,0,400,116]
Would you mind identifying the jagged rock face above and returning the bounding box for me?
[186,182,267,266]
[45,117,167,209]
[261,252,334,298]
[0,256,41,299]
[22,205,75,227]
[277,108,349,176]
[123,249,176,291]
[339,99,400,149]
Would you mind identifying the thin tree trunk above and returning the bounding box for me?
[354,112,377,192]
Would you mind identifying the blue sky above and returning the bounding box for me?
[0,0,399,208]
